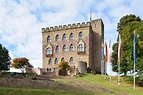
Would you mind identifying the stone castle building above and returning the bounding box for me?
[42,19,104,74]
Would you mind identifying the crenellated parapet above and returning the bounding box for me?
[42,22,91,32]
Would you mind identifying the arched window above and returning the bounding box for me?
[56,46,60,52]
[70,57,74,63]
[55,35,60,41]
[78,44,84,52]
[49,59,52,64]
[69,33,74,40]
[69,44,74,51]
[63,45,66,52]
[46,47,52,54]
[78,32,82,39]
[55,58,58,64]
[61,57,64,61]
[62,34,66,40]
[47,36,51,42]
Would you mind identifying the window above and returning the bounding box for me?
[56,46,60,52]
[70,57,74,63]
[55,58,58,64]
[46,47,52,54]
[63,45,66,52]
[62,34,66,40]
[69,33,74,40]
[49,59,52,64]
[78,44,84,52]
[55,35,60,41]
[61,57,64,61]
[78,32,82,39]
[47,36,51,42]
[69,44,74,51]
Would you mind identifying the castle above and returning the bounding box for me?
[41,19,104,75]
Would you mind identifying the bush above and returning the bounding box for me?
[125,76,143,86]
[58,61,70,76]
[58,61,70,70]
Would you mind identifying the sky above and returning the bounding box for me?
[0,0,143,74]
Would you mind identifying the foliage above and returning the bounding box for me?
[0,44,11,71]
[117,14,141,32]
[58,61,70,70]
[11,57,33,73]
[111,14,143,75]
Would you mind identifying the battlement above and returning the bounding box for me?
[42,22,91,32]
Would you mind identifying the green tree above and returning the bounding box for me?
[11,57,33,73]
[0,44,11,71]
[112,14,143,75]
[58,61,70,70]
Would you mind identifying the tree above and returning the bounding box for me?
[0,44,11,71]
[11,57,33,73]
[58,61,70,76]
[58,61,70,70]
[112,14,143,75]
[117,14,141,32]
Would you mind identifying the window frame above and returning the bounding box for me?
[62,34,66,40]
[48,59,52,64]
[56,46,60,52]
[47,36,51,42]
[69,44,74,51]
[69,33,74,40]
[63,45,66,52]
[46,47,52,54]
[55,58,58,64]
[55,35,60,41]
[77,44,84,52]
[78,32,82,39]
[70,57,74,63]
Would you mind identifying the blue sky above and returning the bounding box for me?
[0,0,143,73]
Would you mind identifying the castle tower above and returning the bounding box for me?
[42,19,104,74]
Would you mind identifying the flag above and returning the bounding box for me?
[118,34,122,63]
[134,31,136,64]
[101,42,104,60]
[105,42,108,63]
[109,40,111,63]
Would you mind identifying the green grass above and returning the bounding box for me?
[77,74,143,95]
[0,87,93,95]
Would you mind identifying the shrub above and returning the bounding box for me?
[58,61,70,70]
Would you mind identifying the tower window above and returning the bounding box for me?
[56,46,60,52]
[61,57,64,61]
[47,36,51,42]
[55,35,60,41]
[46,47,52,54]
[49,59,52,64]
[69,33,74,40]
[55,58,58,64]
[77,44,84,52]
[70,57,74,63]
[62,34,66,40]
[63,45,66,52]
[69,44,74,51]
[78,32,82,39]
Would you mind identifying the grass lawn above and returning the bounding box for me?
[0,87,94,95]
[77,74,143,95]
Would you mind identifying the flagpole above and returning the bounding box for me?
[118,61,120,85]
[109,40,112,82]
[105,62,106,79]
[133,31,136,90]
[117,34,121,86]
[134,61,135,90]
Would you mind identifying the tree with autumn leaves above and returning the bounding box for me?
[11,57,33,73]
